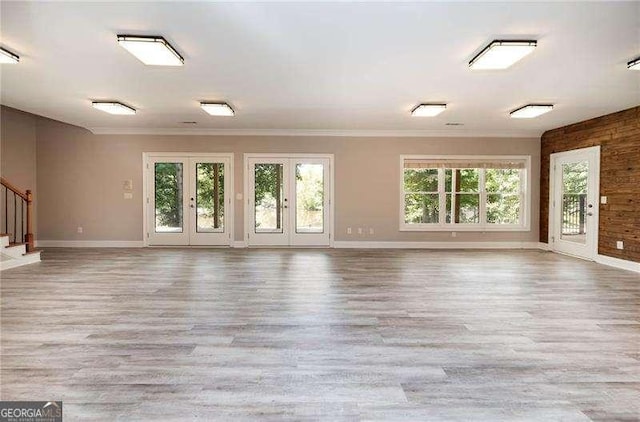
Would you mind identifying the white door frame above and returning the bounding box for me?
[548,146,600,260]
[243,153,335,247]
[142,152,234,247]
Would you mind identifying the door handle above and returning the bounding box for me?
[283,205,288,209]
[587,212,593,216]
[190,205,195,208]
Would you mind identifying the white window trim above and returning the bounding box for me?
[399,155,531,232]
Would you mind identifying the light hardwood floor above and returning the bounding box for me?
[1,248,639,421]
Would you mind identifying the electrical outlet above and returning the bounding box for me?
[77,226,83,234]
[451,232,457,238]
[347,227,352,235]
[357,228,363,235]
[123,192,133,199]
[369,228,374,235]
[600,196,607,204]
[616,241,624,250]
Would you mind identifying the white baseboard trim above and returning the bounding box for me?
[595,254,640,273]
[538,242,551,251]
[333,241,542,249]
[27,240,640,273]
[37,240,145,248]
[31,239,553,252]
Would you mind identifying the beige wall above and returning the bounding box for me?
[34,116,540,243]
[0,106,38,237]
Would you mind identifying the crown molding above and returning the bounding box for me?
[87,127,538,138]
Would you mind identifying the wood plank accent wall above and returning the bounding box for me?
[540,106,640,262]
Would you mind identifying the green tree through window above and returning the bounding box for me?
[155,163,183,230]
[402,158,526,229]
[196,163,224,230]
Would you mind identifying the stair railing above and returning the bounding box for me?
[0,177,34,252]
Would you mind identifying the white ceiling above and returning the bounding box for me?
[1,1,639,137]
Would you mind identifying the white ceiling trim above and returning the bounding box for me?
[87,127,537,138]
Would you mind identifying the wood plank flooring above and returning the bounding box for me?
[1,248,639,421]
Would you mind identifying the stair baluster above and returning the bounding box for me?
[0,178,34,252]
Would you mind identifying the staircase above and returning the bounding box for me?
[1,177,40,270]
[1,234,41,270]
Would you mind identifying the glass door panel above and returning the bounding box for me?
[295,163,324,234]
[195,162,224,233]
[154,162,184,233]
[248,159,289,246]
[254,163,284,233]
[290,158,330,246]
[560,161,588,244]
[148,157,190,246]
[189,157,231,246]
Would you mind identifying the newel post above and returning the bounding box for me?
[25,189,34,252]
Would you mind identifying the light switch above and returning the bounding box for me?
[123,180,133,191]
[600,196,607,204]
[123,192,133,200]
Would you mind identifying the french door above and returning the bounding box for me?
[549,146,600,260]
[146,154,232,246]
[246,156,332,246]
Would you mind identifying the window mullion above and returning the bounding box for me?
[480,168,487,226]
[438,168,445,226]
[451,169,456,226]
[520,168,526,226]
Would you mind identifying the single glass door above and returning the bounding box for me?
[551,147,600,259]
[149,157,190,246]
[248,159,289,246]
[189,157,231,245]
[290,158,330,246]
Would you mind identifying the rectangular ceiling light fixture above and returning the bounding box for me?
[200,102,235,116]
[510,104,553,119]
[0,47,19,64]
[469,40,537,70]
[92,101,136,115]
[627,57,640,70]
[117,35,184,66]
[411,104,447,117]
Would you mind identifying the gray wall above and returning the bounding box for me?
[32,115,540,243]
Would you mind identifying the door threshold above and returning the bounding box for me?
[147,245,233,249]
[246,245,331,249]
[551,249,594,262]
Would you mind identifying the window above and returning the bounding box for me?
[403,168,439,224]
[401,156,530,231]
